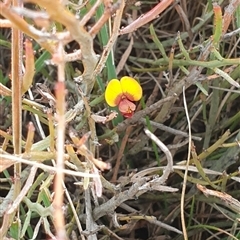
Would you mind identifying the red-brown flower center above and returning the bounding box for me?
[118,98,136,118]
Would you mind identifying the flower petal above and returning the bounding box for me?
[118,98,136,118]
[105,79,123,107]
[120,76,142,102]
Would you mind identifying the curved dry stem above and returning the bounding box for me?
[26,0,98,95]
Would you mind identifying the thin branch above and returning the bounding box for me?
[26,0,98,95]
[0,19,12,27]
[140,118,202,141]
[93,0,125,77]
[222,0,240,35]
[111,125,133,182]
[53,42,67,240]
[0,153,98,178]
[80,0,102,26]
[85,188,98,240]
[89,0,121,37]
[0,2,55,53]
[119,0,174,35]
[144,129,173,184]
[0,0,23,237]
[7,166,38,214]
[180,85,191,240]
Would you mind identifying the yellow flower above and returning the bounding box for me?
[105,76,142,118]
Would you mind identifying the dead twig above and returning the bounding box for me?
[111,125,133,182]
[119,0,174,35]
[144,129,173,184]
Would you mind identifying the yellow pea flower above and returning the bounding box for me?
[105,76,142,118]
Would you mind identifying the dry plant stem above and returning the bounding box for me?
[27,0,98,95]
[101,226,124,240]
[10,5,49,19]
[223,27,240,39]
[0,83,11,96]
[197,184,240,214]
[29,89,84,238]
[180,86,191,240]
[174,3,193,40]
[215,85,236,120]
[222,0,240,35]
[0,153,98,178]
[93,0,125,77]
[80,0,102,26]
[89,0,121,37]
[0,0,23,238]
[140,118,202,141]
[7,166,38,214]
[119,214,181,234]
[64,49,82,62]
[53,42,67,240]
[0,185,15,218]
[76,87,97,156]
[131,165,227,182]
[0,2,54,53]
[0,19,12,27]
[24,122,35,153]
[92,177,181,234]
[85,188,98,240]
[144,129,173,184]
[111,126,133,182]
[22,39,35,95]
[92,177,147,220]
[116,35,134,74]
[119,0,174,35]
[12,0,22,165]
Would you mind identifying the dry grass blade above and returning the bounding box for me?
[197,184,240,214]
